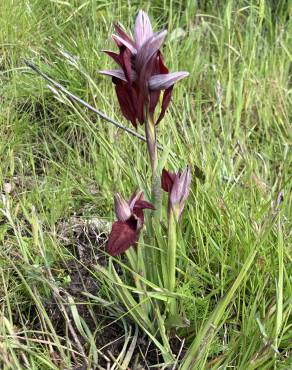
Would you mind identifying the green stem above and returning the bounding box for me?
[144,110,161,284]
[145,112,161,220]
[167,206,178,315]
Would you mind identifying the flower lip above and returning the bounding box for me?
[107,220,138,256]
[107,190,155,256]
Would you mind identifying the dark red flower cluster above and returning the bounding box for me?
[107,191,154,256]
[100,11,189,128]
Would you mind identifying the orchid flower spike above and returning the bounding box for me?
[107,191,155,256]
[100,10,189,128]
[161,166,192,218]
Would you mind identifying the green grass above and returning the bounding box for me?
[0,0,291,369]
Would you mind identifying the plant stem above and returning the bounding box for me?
[144,110,162,284]
[145,112,161,220]
[167,206,178,316]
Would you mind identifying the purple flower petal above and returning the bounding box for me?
[170,166,192,207]
[103,50,137,83]
[133,200,154,230]
[134,199,155,210]
[149,71,189,90]
[102,50,122,67]
[128,190,154,229]
[135,30,167,73]
[161,168,176,192]
[156,86,173,125]
[157,51,169,74]
[134,10,153,49]
[112,34,137,54]
[114,23,135,48]
[148,52,168,115]
[149,90,160,116]
[115,83,138,128]
[99,69,127,81]
[121,47,134,82]
[114,193,132,221]
[128,190,144,211]
[179,166,192,203]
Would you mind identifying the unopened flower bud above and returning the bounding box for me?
[161,166,192,219]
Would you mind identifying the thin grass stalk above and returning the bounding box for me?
[24,61,155,147]
[274,218,283,350]
[180,248,257,369]
[126,250,152,317]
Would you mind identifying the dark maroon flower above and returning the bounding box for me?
[100,10,189,128]
[107,191,154,256]
[161,167,191,218]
